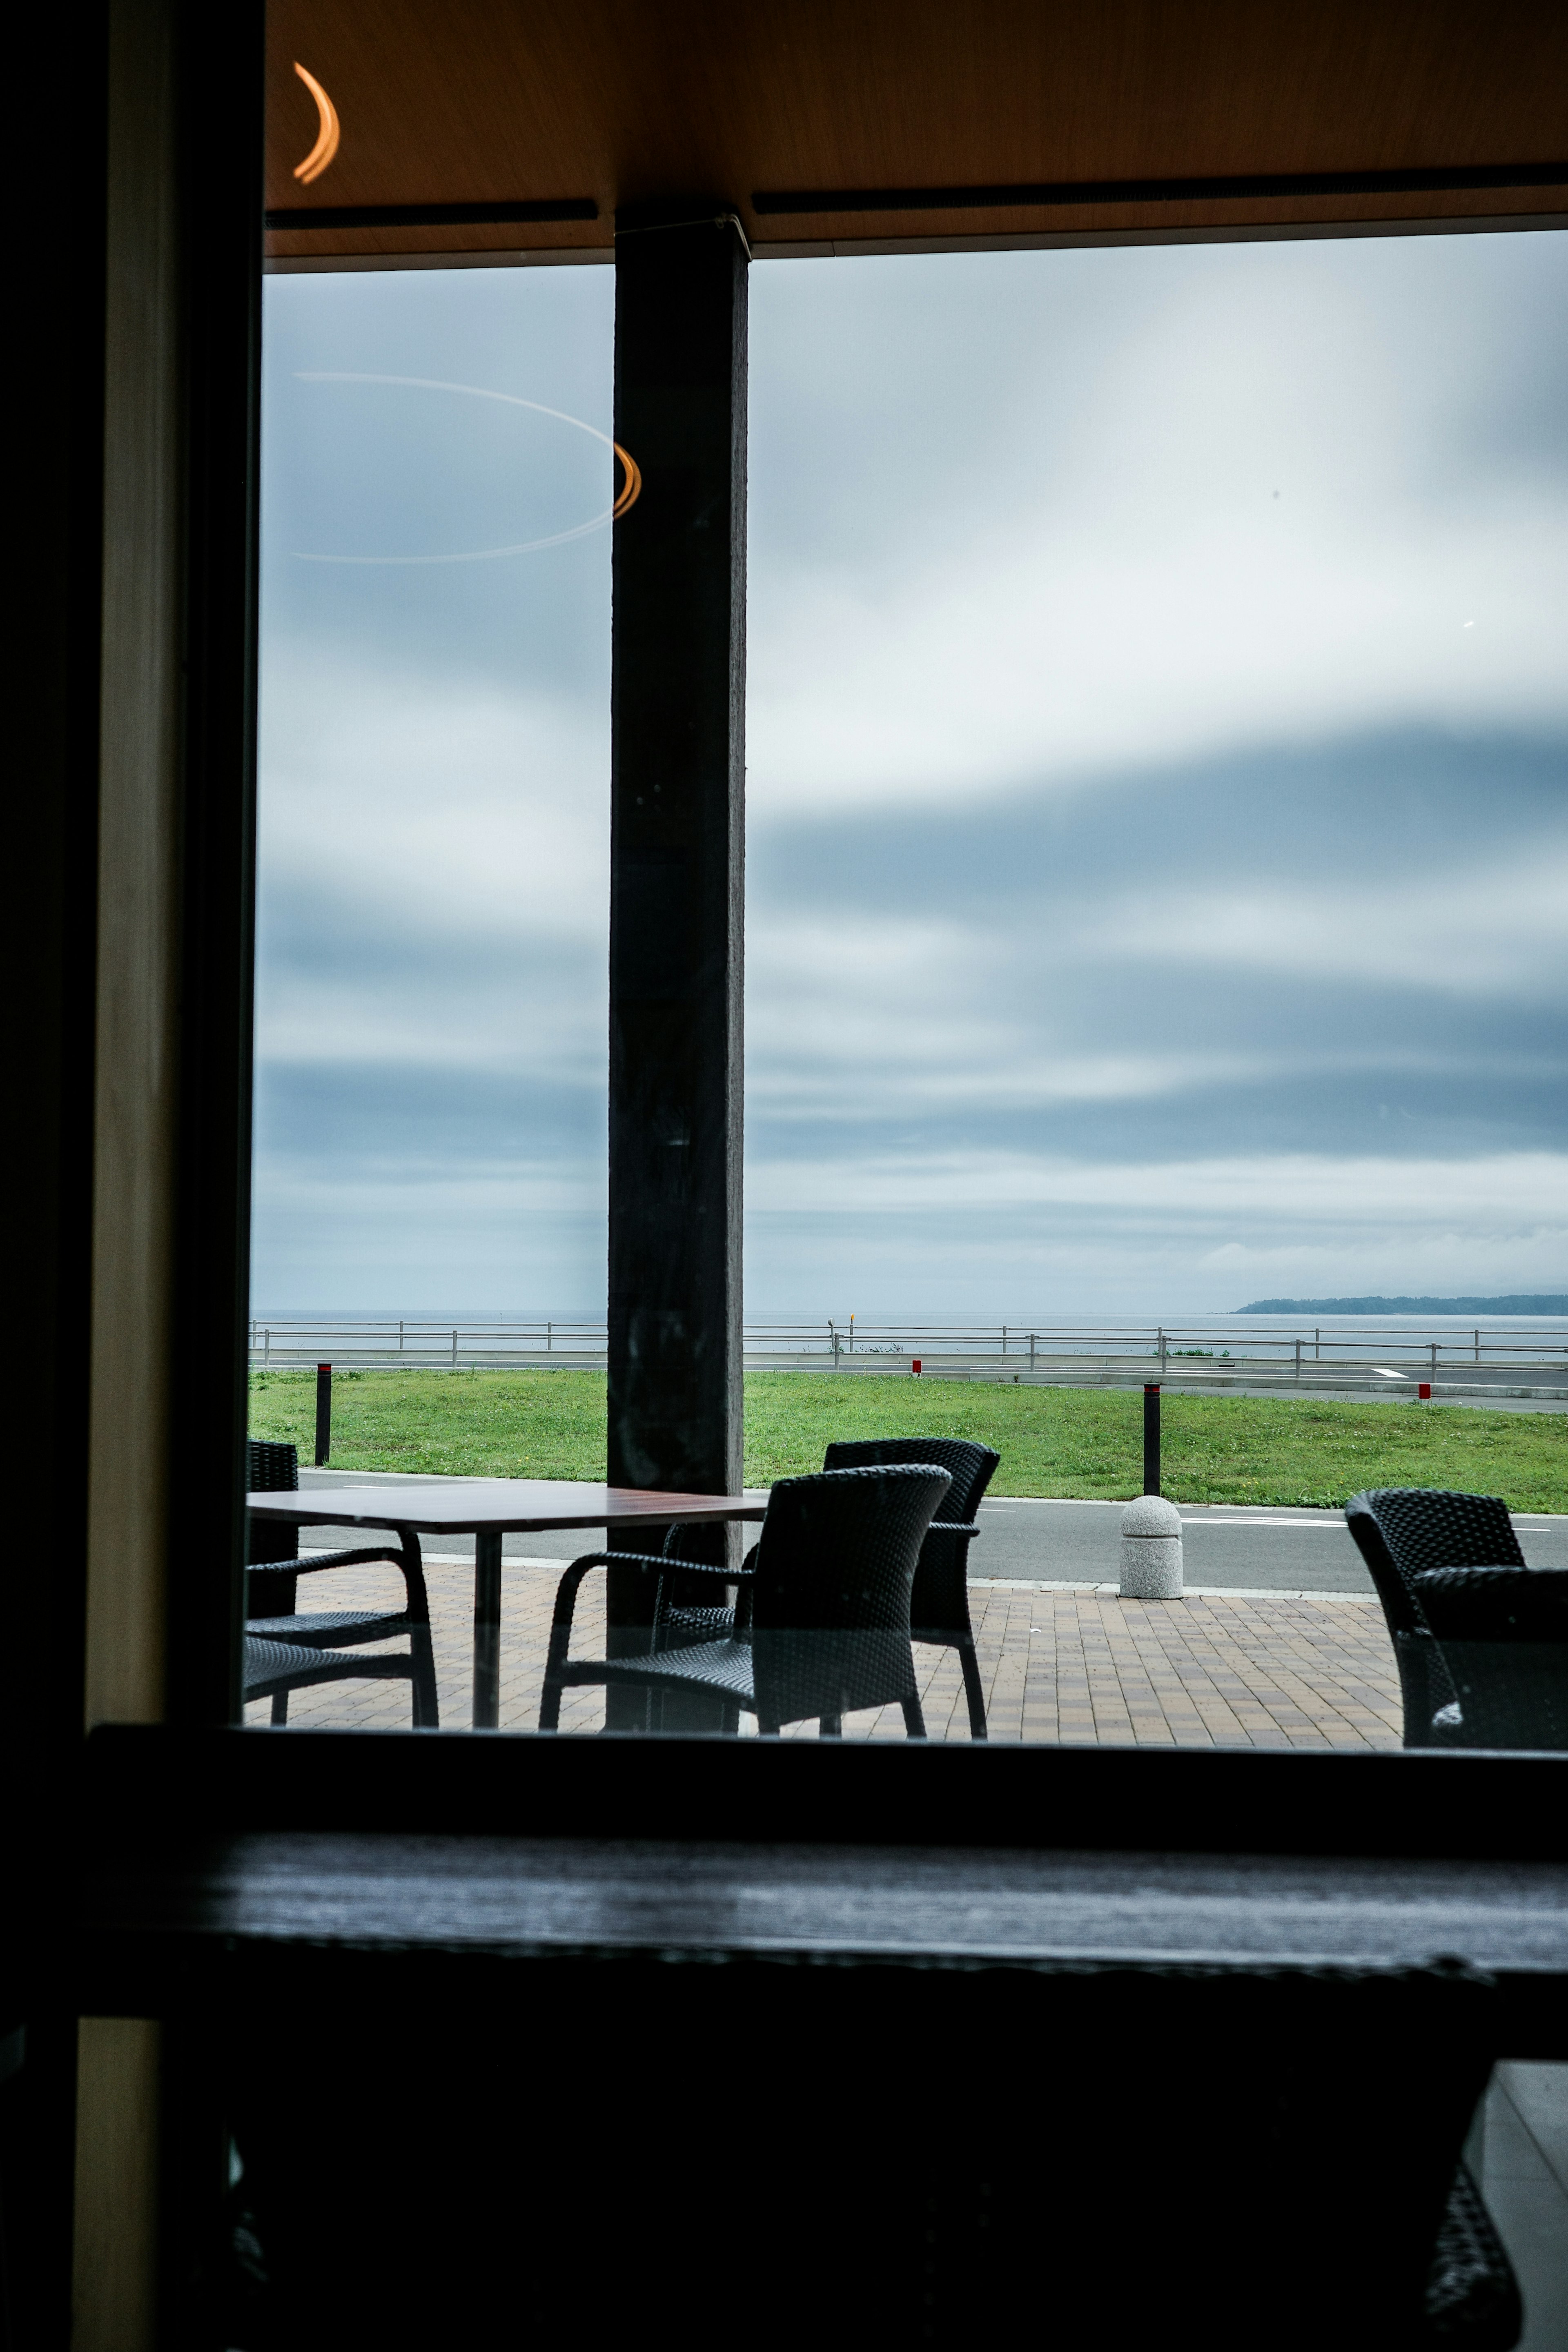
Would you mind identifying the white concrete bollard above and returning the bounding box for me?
[1120,1494,1184,1599]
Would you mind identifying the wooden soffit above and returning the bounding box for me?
[264,0,1568,268]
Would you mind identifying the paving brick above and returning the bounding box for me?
[243,1558,1403,1749]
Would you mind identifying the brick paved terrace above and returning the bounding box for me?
[246,1557,1401,1748]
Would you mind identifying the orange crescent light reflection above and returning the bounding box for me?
[292,62,341,184]
[291,373,642,562]
[612,444,642,517]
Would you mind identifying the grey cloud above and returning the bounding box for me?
[262,265,615,690]
[255,238,1568,1311]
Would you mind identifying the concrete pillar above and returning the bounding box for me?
[606,206,748,1713]
[1120,1494,1184,1598]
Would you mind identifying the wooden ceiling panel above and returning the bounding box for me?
[263,0,1568,262]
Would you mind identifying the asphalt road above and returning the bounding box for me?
[285,1470,1566,1595]
[973,1498,1568,1589]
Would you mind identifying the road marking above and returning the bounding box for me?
[1180,1516,1343,1530]
[971,1577,1377,1601]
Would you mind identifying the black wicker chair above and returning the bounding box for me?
[650,1518,753,1648]
[1344,1489,1526,1748]
[1410,1566,1568,1752]
[1424,2157,1522,2348]
[608,1443,1000,1735]
[822,1437,999,1738]
[536,1517,759,1735]
[538,1464,950,1737]
[245,1439,439,1726]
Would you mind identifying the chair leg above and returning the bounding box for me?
[819,1715,842,1738]
[410,1625,440,1729]
[958,1640,989,1741]
[901,1694,927,1739]
[270,1690,289,1726]
[539,1558,597,1731]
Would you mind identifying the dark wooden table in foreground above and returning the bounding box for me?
[247,1480,766,1728]
[76,1730,1568,2052]
[65,1731,1568,2343]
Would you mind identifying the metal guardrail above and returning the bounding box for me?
[248,1316,1568,1382]
[250,1319,609,1367]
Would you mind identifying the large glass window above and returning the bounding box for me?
[744,232,1568,1321]
[256,264,614,1316]
[742,232,1568,1751]
[248,263,617,1731]
[249,231,1568,1749]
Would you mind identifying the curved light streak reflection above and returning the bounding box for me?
[612,444,641,517]
[292,63,341,185]
[291,373,640,563]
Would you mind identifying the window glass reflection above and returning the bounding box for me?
[251,237,1568,1745]
[738,231,1568,1752]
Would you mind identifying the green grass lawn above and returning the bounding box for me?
[247,1367,1568,1511]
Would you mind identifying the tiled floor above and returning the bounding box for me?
[1474,2064,1568,2351]
[245,1555,1401,1746]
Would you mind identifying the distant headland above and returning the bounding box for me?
[1239,1294,1568,1316]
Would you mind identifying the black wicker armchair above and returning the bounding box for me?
[535,1517,759,1735]
[244,1439,439,1726]
[1343,1488,1562,1751]
[539,1464,950,1737]
[1410,1565,1568,1752]
[1424,2158,1522,2348]
[823,1437,999,1738]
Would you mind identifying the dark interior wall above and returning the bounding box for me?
[4,3,109,2340]
[4,0,266,2332]
[9,17,107,1780]
[160,1,266,1732]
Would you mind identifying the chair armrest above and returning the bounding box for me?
[294,1545,410,1573]
[928,1522,982,1541]
[590,1549,754,1584]
[565,1550,679,1577]
[548,1548,753,1668]
[649,1553,751,1583]
[290,1539,434,1628]
[1412,1565,1568,1641]
[552,1549,744,1597]
[543,1552,664,1706]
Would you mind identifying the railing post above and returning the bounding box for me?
[1315,1326,1320,1361]
[1294,1338,1302,1379]
[1143,1384,1161,1496]
[1002,1324,1007,1357]
[1430,1341,1438,1381]
[1474,1327,1480,1363]
[1029,1332,1036,1371]
[314,1363,332,1466]
[452,1327,458,1368]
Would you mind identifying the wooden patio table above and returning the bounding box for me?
[246,1480,766,1730]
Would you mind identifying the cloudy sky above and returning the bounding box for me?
[254,228,1568,1316]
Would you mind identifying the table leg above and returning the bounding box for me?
[473,1532,502,1728]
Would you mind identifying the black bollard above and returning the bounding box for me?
[1143,1383,1161,1497]
[315,1362,332,1466]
